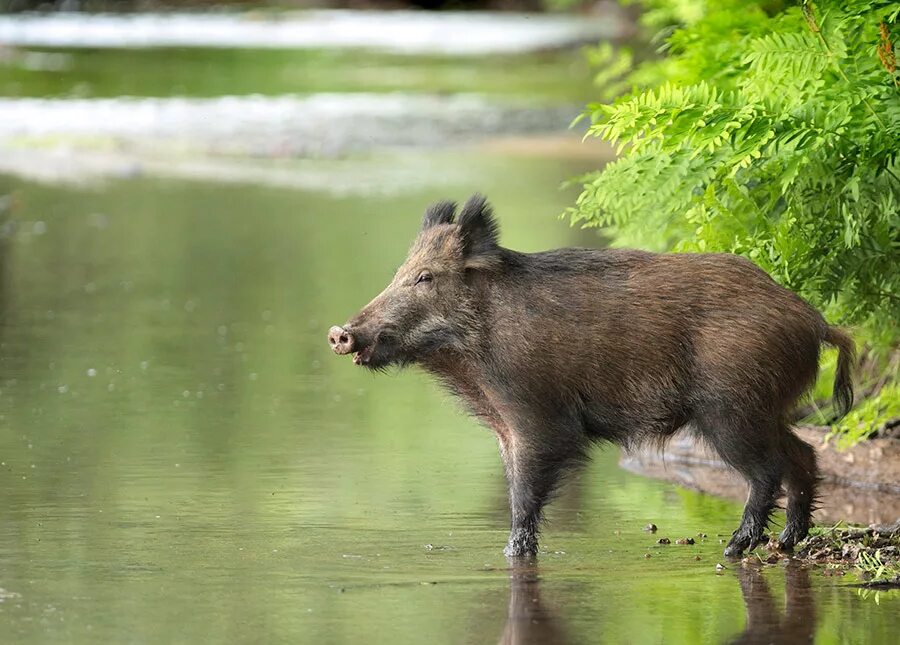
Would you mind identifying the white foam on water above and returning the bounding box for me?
[0,93,576,157]
[0,146,477,194]
[0,91,584,188]
[0,9,625,55]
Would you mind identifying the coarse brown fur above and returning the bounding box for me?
[328,195,856,558]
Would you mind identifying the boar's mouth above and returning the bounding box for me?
[351,332,397,369]
[353,345,375,366]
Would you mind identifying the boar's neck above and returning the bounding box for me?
[418,248,534,418]
[421,245,638,413]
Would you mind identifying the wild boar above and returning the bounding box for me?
[327,195,855,558]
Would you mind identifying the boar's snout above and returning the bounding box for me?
[328,325,356,355]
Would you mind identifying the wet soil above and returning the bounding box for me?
[621,426,900,525]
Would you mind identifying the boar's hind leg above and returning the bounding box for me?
[499,426,585,558]
[723,470,781,557]
[777,431,818,550]
[699,415,783,557]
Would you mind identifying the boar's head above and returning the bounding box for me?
[327,194,499,369]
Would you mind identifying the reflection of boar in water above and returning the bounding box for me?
[328,195,855,558]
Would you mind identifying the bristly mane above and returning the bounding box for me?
[457,194,500,259]
[422,200,457,229]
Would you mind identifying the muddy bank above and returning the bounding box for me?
[793,522,900,584]
[620,426,900,525]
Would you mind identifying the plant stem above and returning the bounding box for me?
[804,2,888,131]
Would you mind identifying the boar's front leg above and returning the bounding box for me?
[502,445,544,558]
[498,417,586,558]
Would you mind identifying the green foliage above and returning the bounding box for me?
[857,549,900,585]
[582,43,636,101]
[825,381,899,446]
[857,549,897,580]
[572,1,900,442]
[571,1,900,337]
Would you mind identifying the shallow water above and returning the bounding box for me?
[1,164,898,644]
[0,11,897,643]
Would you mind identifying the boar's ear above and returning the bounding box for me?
[422,200,457,230]
[457,194,500,269]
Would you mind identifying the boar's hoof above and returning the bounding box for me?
[777,526,805,552]
[723,543,744,558]
[503,544,537,559]
[328,326,355,355]
[723,529,764,558]
[504,528,539,559]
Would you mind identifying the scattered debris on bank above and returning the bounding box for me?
[792,522,900,587]
[755,522,900,587]
[641,520,900,587]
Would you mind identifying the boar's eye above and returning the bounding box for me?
[415,271,433,286]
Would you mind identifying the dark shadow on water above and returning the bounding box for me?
[498,558,816,645]
[499,560,569,645]
[729,561,816,645]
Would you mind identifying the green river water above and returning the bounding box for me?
[0,30,897,645]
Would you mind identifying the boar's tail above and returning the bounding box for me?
[823,326,855,420]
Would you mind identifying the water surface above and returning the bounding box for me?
[1,165,897,644]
